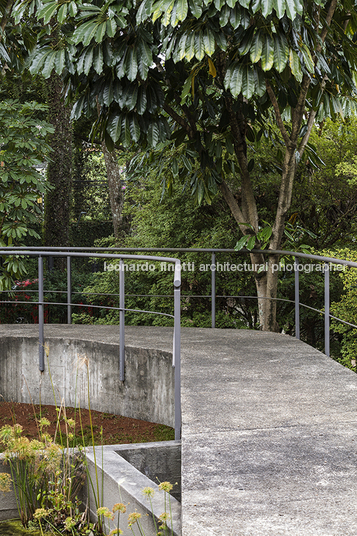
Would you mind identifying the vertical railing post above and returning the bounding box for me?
[119,259,125,381]
[324,262,330,357]
[294,257,300,340]
[211,252,216,328]
[38,255,44,372]
[67,255,72,324]
[173,261,181,441]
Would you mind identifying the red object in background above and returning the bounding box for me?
[2,278,49,324]
[1,279,95,324]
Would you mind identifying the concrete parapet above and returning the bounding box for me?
[0,327,174,428]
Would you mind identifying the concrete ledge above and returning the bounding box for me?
[0,325,175,427]
[84,442,181,536]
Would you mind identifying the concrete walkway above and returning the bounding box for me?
[179,329,357,536]
[2,325,357,535]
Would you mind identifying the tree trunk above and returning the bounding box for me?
[44,73,72,268]
[102,144,124,244]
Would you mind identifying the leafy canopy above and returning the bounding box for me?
[23,0,357,204]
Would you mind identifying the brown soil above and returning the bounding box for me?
[0,400,174,450]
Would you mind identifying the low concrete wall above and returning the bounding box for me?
[117,441,181,501]
[84,443,181,536]
[0,335,175,427]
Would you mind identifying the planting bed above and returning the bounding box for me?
[0,401,174,449]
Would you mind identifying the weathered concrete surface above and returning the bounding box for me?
[118,441,181,501]
[180,329,357,536]
[0,325,175,427]
[83,442,181,536]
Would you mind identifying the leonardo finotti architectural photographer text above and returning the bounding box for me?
[103,261,346,273]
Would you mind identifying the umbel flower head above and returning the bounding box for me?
[158,481,173,493]
[128,512,141,526]
[112,503,126,513]
[97,506,114,520]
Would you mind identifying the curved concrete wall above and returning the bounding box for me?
[0,333,175,428]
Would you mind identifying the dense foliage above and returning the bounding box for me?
[0,100,53,289]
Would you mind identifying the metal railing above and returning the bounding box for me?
[0,248,182,440]
[2,246,357,439]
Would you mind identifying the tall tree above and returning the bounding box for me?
[26,0,357,329]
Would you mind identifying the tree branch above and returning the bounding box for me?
[319,0,338,48]
[219,180,246,231]
[265,80,292,148]
[163,102,194,138]
[298,109,316,157]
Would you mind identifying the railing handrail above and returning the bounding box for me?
[3,246,357,268]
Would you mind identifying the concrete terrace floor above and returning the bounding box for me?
[2,325,357,535]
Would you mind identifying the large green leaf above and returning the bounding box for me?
[285,0,303,20]
[219,5,230,27]
[230,6,241,29]
[139,40,153,68]
[177,34,187,60]
[229,62,243,97]
[162,0,175,25]
[37,1,58,24]
[137,0,153,23]
[106,18,116,38]
[272,0,285,18]
[250,31,263,63]
[103,82,113,106]
[69,2,78,17]
[147,121,160,147]
[137,87,147,115]
[300,43,314,73]
[194,31,205,60]
[261,0,272,18]
[95,22,107,43]
[174,0,188,25]
[189,0,202,18]
[186,32,195,61]
[261,34,274,71]
[93,45,104,74]
[273,33,289,73]
[57,3,67,23]
[73,20,99,46]
[242,65,255,99]
[107,112,122,142]
[289,48,302,82]
[126,47,138,81]
[54,49,66,75]
[41,50,57,78]
[138,54,149,79]
[238,27,254,56]
[253,67,266,97]
[129,114,141,142]
[203,28,215,56]
[126,85,138,110]
[122,114,131,146]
